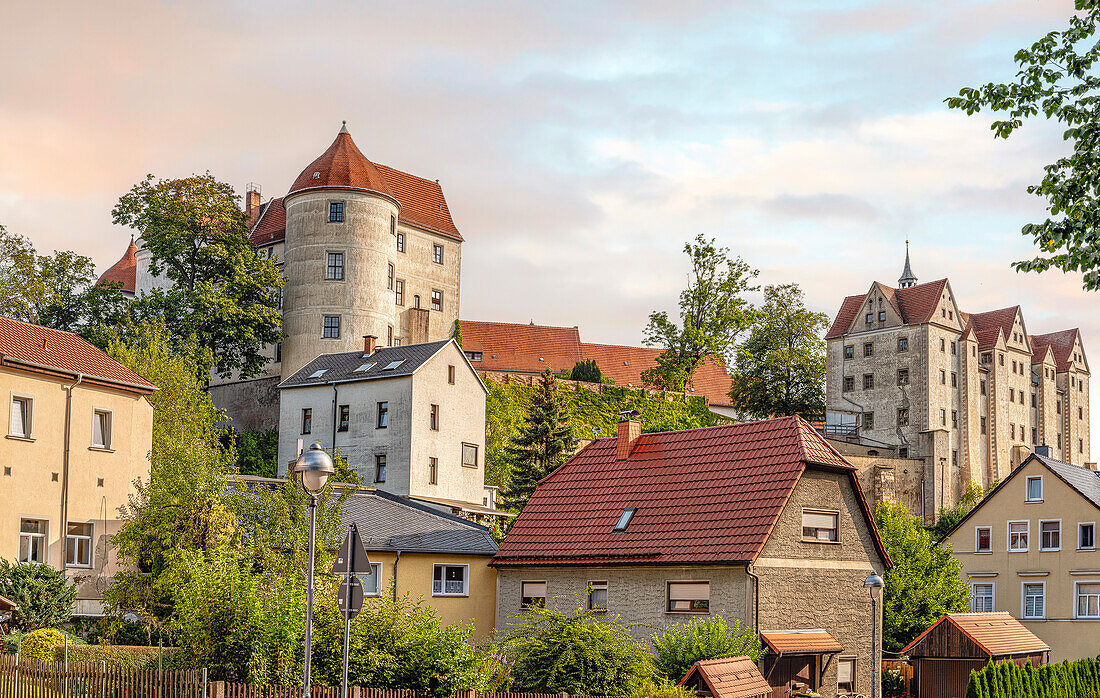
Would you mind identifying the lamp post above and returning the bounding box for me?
[864,573,885,698]
[295,442,335,698]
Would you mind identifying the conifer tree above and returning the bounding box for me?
[501,369,577,512]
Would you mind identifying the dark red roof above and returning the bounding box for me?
[493,416,888,566]
[1030,329,1080,371]
[460,320,734,406]
[967,306,1019,350]
[679,657,770,698]
[762,630,844,654]
[826,279,949,339]
[250,197,287,246]
[96,239,137,294]
[0,317,156,393]
[288,127,393,200]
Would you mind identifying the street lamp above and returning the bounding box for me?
[864,573,885,698]
[295,442,334,698]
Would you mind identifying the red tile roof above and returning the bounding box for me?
[493,416,889,566]
[761,630,844,654]
[1030,328,1080,371]
[96,238,137,295]
[679,656,770,698]
[460,320,734,406]
[967,306,1019,350]
[249,197,287,246]
[0,317,156,393]
[826,279,949,339]
[288,127,393,200]
[903,612,1049,657]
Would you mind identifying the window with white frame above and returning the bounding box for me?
[433,564,468,596]
[667,581,710,613]
[971,583,994,613]
[521,581,546,608]
[975,527,992,553]
[9,396,31,438]
[1026,476,1043,502]
[1023,583,1045,619]
[1080,523,1096,550]
[1040,521,1061,551]
[588,581,608,611]
[19,518,47,564]
[432,244,444,265]
[65,522,93,568]
[802,510,838,542]
[1077,582,1100,619]
[1009,521,1029,552]
[92,409,112,449]
[358,563,383,596]
[837,657,856,694]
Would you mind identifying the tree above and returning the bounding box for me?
[227,428,279,478]
[500,370,577,511]
[947,3,1100,290]
[728,284,828,420]
[0,559,77,630]
[650,614,763,682]
[928,482,990,540]
[497,602,655,695]
[643,235,757,391]
[111,174,284,377]
[570,359,602,383]
[0,224,129,341]
[875,502,970,652]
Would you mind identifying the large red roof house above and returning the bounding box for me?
[493,415,891,698]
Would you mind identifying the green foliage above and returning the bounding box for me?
[497,602,655,695]
[54,644,182,669]
[728,283,828,420]
[642,234,758,391]
[19,628,65,662]
[967,656,1100,698]
[882,666,908,698]
[875,502,970,652]
[112,174,284,377]
[650,614,763,682]
[570,359,603,383]
[631,679,697,698]
[311,591,488,695]
[500,370,578,511]
[0,224,129,343]
[452,319,463,347]
[0,558,77,631]
[929,482,990,540]
[947,4,1100,290]
[228,428,279,478]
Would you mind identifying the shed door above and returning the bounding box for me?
[768,655,816,698]
[916,659,986,698]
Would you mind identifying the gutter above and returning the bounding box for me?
[3,357,155,394]
[60,373,83,572]
[746,562,760,639]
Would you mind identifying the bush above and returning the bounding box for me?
[54,644,182,669]
[650,614,763,682]
[0,558,77,630]
[497,602,654,695]
[966,656,1100,698]
[570,360,602,383]
[20,628,65,661]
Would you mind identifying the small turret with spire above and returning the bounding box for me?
[898,240,917,288]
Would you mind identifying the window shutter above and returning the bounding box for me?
[803,512,836,529]
[522,582,546,598]
[837,659,854,684]
[668,582,709,600]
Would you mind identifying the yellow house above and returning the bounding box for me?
[943,449,1100,661]
[0,317,155,615]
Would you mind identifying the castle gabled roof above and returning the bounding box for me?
[1030,328,1084,372]
[825,278,949,339]
[96,238,137,295]
[967,306,1021,350]
[288,125,393,200]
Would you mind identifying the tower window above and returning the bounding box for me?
[433,244,444,264]
[397,232,405,253]
[326,252,344,280]
[897,337,908,352]
[387,263,394,290]
[323,315,341,339]
[863,342,873,357]
[390,214,396,236]
[844,345,853,359]
[329,202,344,223]
[395,279,404,306]
[431,289,443,312]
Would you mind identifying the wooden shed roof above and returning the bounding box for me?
[679,656,771,698]
[903,613,1049,658]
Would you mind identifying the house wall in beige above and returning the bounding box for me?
[945,457,1100,661]
[0,367,152,614]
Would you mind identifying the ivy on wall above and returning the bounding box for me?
[485,379,727,488]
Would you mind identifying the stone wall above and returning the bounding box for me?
[209,376,280,433]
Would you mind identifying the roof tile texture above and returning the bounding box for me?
[761,630,844,654]
[1030,328,1080,370]
[826,279,949,339]
[903,612,1049,656]
[681,657,771,698]
[96,240,137,294]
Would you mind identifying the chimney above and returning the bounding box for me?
[363,335,377,356]
[245,184,262,226]
[615,418,641,461]
[1035,444,1051,458]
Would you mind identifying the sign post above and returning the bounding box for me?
[332,523,371,698]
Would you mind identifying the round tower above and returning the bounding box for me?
[280,123,401,377]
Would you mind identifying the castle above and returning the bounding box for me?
[100,123,462,430]
[824,247,1092,517]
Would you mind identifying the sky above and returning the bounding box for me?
[1,0,1097,454]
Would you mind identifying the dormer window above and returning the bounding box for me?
[613,508,637,532]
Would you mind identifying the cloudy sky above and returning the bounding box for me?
[1,0,1096,449]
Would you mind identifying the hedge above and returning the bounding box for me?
[52,644,184,669]
[966,656,1100,698]
[19,628,65,662]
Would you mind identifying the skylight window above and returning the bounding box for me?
[354,363,376,373]
[382,360,405,371]
[613,508,637,532]
[309,369,328,378]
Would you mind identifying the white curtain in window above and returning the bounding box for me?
[10,398,26,436]
[93,412,109,447]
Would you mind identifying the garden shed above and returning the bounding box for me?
[902,612,1049,698]
[679,656,771,698]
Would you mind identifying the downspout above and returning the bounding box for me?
[60,374,83,572]
[331,382,339,452]
[391,551,402,601]
[745,563,760,638]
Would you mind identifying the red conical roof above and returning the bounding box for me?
[287,123,395,200]
[97,238,137,294]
